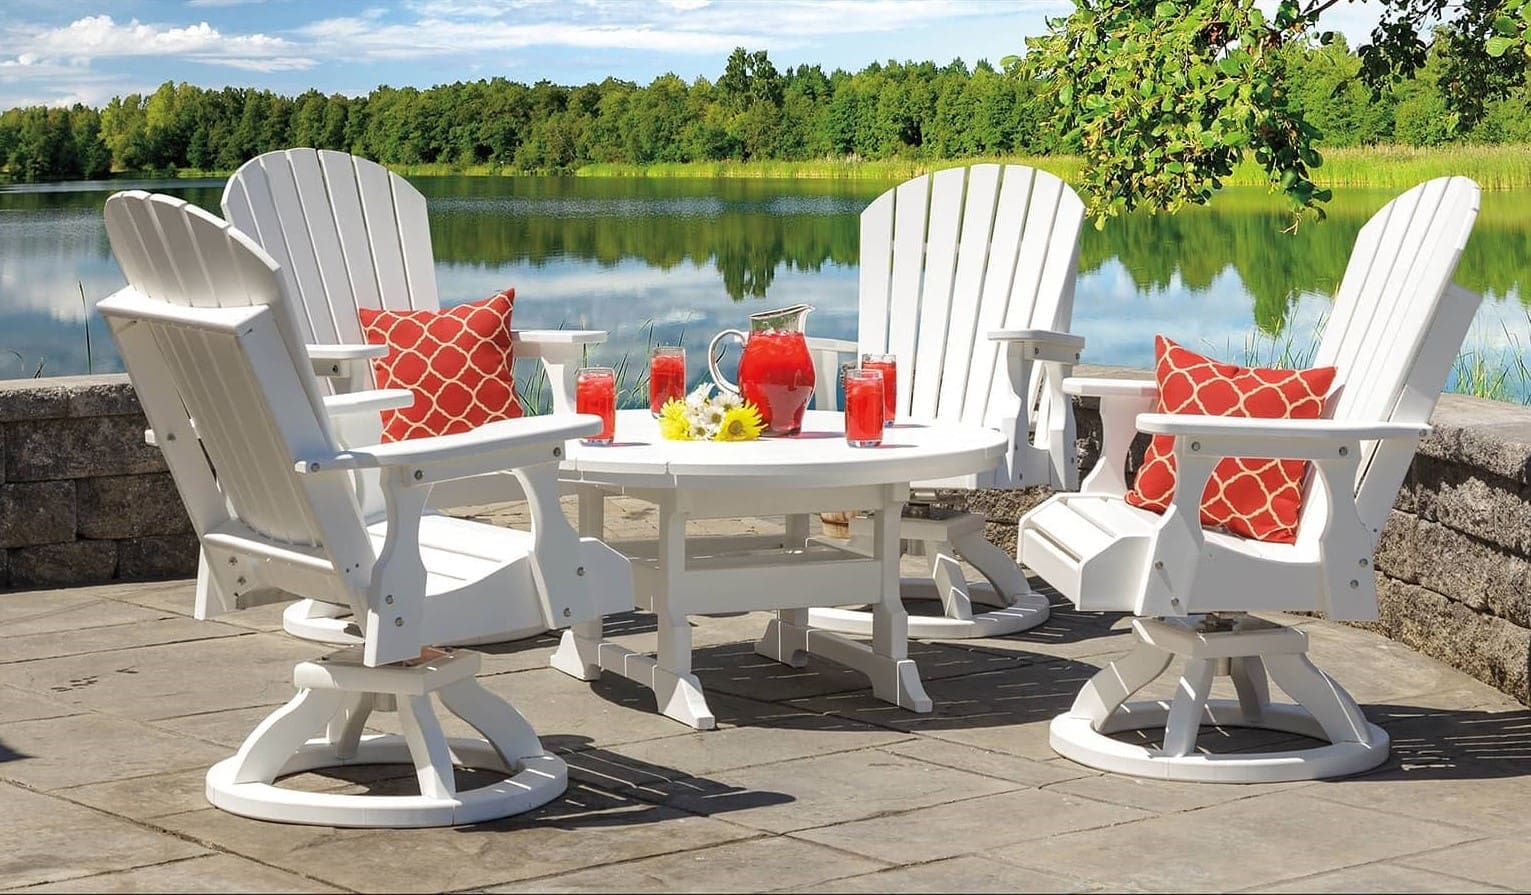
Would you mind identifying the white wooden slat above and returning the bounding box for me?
[886,175,930,370]
[857,191,895,353]
[392,171,441,311]
[1068,494,1159,538]
[222,163,317,341]
[909,166,967,419]
[960,165,1034,426]
[289,150,362,344]
[103,191,161,298]
[119,196,183,302]
[318,151,387,318]
[352,156,413,311]
[1027,500,1113,561]
[985,169,1060,430]
[1028,173,1085,332]
[936,165,1002,420]
[258,153,339,342]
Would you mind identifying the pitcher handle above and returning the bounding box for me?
[708,329,747,395]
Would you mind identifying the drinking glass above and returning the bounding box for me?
[844,368,885,447]
[860,353,897,423]
[575,367,617,445]
[649,345,686,416]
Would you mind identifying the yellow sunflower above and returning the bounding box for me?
[657,398,691,440]
[715,403,765,441]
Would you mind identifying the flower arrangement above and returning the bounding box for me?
[658,382,766,441]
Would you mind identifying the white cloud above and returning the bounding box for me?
[4,15,315,73]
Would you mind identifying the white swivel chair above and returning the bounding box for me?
[100,191,632,827]
[808,163,1085,639]
[1019,176,1481,782]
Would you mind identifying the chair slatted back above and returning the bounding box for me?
[857,164,1084,431]
[222,148,440,347]
[101,192,370,567]
[1305,176,1481,537]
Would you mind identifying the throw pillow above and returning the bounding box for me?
[1125,335,1337,544]
[358,289,522,443]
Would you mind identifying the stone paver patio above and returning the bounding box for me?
[3,497,1531,893]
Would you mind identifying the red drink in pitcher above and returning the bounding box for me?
[649,346,686,416]
[575,367,617,445]
[860,353,897,423]
[735,329,816,436]
[843,369,885,447]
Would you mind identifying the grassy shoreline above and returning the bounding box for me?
[141,144,1531,190]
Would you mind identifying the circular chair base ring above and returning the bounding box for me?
[808,579,1050,639]
[206,734,567,828]
[1049,699,1390,784]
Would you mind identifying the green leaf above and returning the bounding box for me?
[1154,1,1178,18]
[1493,15,1519,36]
[1279,169,1298,190]
[1487,35,1517,58]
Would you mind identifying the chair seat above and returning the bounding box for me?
[368,513,535,597]
[1020,493,1317,614]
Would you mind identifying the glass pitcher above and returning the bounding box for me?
[708,304,816,436]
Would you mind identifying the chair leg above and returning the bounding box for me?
[1229,656,1271,725]
[438,677,544,767]
[226,688,346,784]
[398,693,456,800]
[1161,658,1215,757]
[1070,639,1174,727]
[1263,652,1373,745]
[328,692,375,761]
[947,526,1033,610]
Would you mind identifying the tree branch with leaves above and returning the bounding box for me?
[1013,0,1531,228]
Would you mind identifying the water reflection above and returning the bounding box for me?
[0,175,1526,400]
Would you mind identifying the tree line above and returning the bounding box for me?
[1,39,1528,184]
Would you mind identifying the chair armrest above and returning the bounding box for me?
[307,343,387,380]
[323,389,415,418]
[1063,376,1158,399]
[512,329,607,357]
[988,328,1085,360]
[296,414,599,484]
[1135,415,1429,460]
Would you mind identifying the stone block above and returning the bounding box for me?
[0,481,76,548]
[1374,509,1419,584]
[0,548,7,587]
[0,375,141,423]
[1410,517,1531,629]
[0,380,71,423]
[1420,393,1531,485]
[63,377,143,418]
[76,473,191,539]
[956,485,1053,524]
[1373,575,1530,705]
[117,534,200,580]
[1408,454,1531,555]
[8,540,117,588]
[6,415,165,481]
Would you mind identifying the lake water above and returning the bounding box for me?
[2,174,1528,402]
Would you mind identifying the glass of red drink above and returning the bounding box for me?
[860,353,897,423]
[575,367,617,445]
[649,345,686,416]
[844,368,885,447]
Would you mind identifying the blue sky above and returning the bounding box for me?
[1,0,1395,110]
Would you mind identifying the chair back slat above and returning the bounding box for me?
[960,166,1035,427]
[936,164,1004,419]
[856,190,894,356]
[884,174,931,406]
[908,166,968,418]
[1298,176,1480,541]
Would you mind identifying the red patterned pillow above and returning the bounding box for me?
[1126,335,1337,544]
[358,289,522,443]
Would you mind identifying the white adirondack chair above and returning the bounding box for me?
[99,191,632,827]
[216,148,608,642]
[1018,176,1481,783]
[807,163,1085,639]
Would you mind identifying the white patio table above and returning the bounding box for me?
[550,409,1009,729]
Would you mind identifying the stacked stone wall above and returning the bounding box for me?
[0,376,198,587]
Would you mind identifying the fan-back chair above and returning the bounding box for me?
[808,163,1085,639]
[1018,176,1481,782]
[100,191,632,826]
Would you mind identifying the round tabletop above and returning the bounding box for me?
[561,410,1008,489]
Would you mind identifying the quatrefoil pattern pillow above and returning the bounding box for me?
[358,289,522,443]
[1125,335,1337,544]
